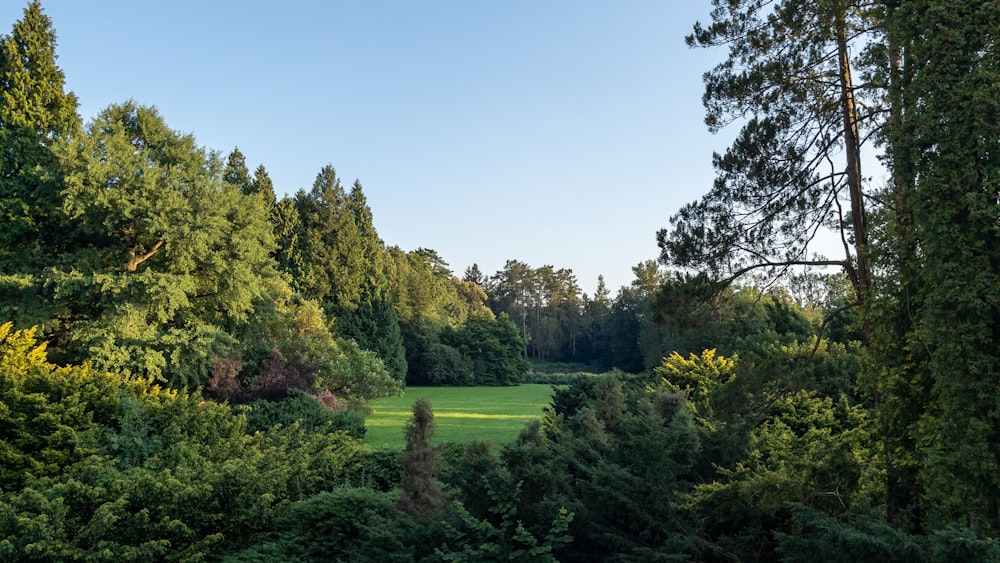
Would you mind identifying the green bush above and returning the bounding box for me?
[236,389,366,439]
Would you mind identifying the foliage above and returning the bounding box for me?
[776,504,1000,563]
[657,0,878,320]
[655,349,736,424]
[0,322,372,560]
[210,284,402,406]
[0,322,124,491]
[228,487,397,561]
[443,310,528,386]
[500,375,702,561]
[0,0,79,273]
[436,482,573,562]
[396,398,448,517]
[873,0,1000,533]
[4,1,1000,559]
[237,389,366,439]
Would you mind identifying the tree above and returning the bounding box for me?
[397,398,448,517]
[46,102,277,384]
[462,263,485,289]
[488,259,533,357]
[579,275,612,366]
[875,0,1000,533]
[0,0,79,271]
[334,180,407,384]
[251,164,276,205]
[657,0,880,342]
[222,147,253,194]
[444,310,528,386]
[598,261,671,372]
[291,165,365,310]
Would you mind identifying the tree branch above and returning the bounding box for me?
[126,239,164,272]
[725,259,847,285]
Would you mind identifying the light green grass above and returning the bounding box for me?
[364,385,556,449]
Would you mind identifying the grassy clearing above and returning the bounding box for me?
[364,384,556,449]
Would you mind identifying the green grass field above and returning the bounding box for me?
[364,385,557,449]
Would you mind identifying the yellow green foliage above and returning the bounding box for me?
[654,348,737,422]
[0,321,373,560]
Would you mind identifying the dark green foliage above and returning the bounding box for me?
[442,310,528,385]
[776,504,1000,563]
[0,1,79,273]
[776,504,926,563]
[500,375,702,561]
[229,488,447,562]
[351,448,404,492]
[422,341,475,386]
[397,398,448,517]
[239,487,396,560]
[874,0,1000,533]
[435,482,573,562]
[237,389,366,439]
[335,291,408,385]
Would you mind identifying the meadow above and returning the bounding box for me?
[363,384,557,449]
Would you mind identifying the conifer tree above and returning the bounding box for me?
[0,0,79,271]
[222,147,253,194]
[293,165,365,309]
[251,164,276,205]
[657,0,879,343]
[396,398,447,517]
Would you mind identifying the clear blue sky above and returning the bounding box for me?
[3,1,730,295]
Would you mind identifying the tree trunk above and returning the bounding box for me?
[835,15,872,346]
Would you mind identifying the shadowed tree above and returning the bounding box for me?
[396,398,447,517]
[874,0,1000,533]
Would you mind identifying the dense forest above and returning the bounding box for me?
[1,1,999,561]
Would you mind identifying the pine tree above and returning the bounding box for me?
[222,147,253,194]
[657,0,879,343]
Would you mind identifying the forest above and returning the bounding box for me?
[1,0,999,561]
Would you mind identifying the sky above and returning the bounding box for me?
[2,1,732,295]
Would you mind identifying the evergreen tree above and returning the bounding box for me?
[271,195,303,278]
[877,0,1000,532]
[47,102,277,384]
[657,0,880,343]
[0,0,79,272]
[578,275,611,366]
[462,263,485,288]
[222,147,253,194]
[396,398,447,517]
[293,165,365,311]
[444,310,528,385]
[251,164,276,205]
